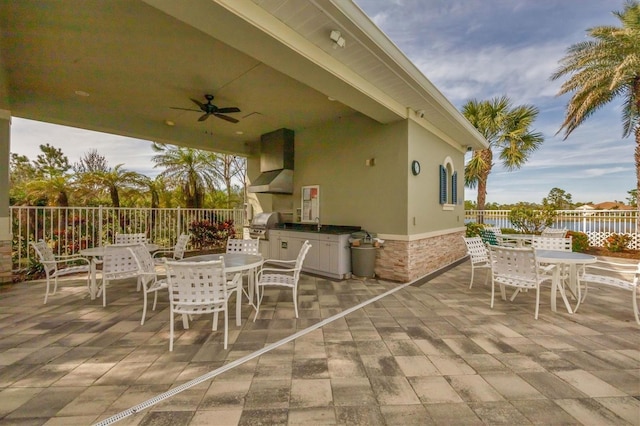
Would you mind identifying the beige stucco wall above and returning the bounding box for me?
[250,113,408,235]
[407,119,466,234]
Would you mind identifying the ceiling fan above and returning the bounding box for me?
[170,94,240,123]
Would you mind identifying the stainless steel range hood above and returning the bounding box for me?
[249,128,294,194]
[248,169,293,194]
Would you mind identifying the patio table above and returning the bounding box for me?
[80,243,160,300]
[535,249,597,314]
[181,253,264,325]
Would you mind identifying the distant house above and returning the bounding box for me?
[593,201,634,210]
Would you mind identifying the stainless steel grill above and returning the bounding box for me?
[249,212,280,241]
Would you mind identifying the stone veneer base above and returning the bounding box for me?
[374,231,467,282]
[0,239,12,283]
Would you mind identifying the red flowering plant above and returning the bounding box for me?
[604,233,632,253]
[189,219,236,250]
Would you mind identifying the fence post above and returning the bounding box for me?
[98,205,103,247]
[177,207,181,237]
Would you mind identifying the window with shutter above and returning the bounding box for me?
[452,171,458,204]
[439,165,447,204]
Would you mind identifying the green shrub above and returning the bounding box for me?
[566,230,589,252]
[465,222,485,237]
[604,233,632,253]
[508,205,556,233]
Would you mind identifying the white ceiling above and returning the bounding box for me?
[0,0,486,157]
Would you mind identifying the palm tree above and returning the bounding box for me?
[463,96,544,214]
[77,164,144,207]
[151,143,222,208]
[551,0,640,230]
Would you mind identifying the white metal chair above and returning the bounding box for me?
[541,228,567,238]
[226,237,260,305]
[164,258,239,351]
[115,233,147,245]
[153,233,190,264]
[254,240,311,320]
[487,245,550,319]
[29,240,90,304]
[462,236,491,289]
[129,243,167,325]
[532,236,572,251]
[578,260,640,325]
[100,245,141,307]
[226,237,260,255]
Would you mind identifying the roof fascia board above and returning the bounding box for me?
[321,0,487,148]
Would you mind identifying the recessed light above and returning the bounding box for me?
[74,90,90,97]
[328,96,336,101]
[164,120,175,126]
[235,131,244,135]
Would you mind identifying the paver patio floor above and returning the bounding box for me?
[0,258,638,425]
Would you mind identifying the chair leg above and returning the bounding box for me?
[224,305,228,349]
[169,312,175,351]
[293,286,298,318]
[236,285,242,326]
[469,266,475,289]
[490,279,495,308]
[213,312,219,331]
[43,273,51,304]
[534,286,540,320]
[102,279,107,307]
[253,284,263,322]
[152,291,158,311]
[633,287,639,325]
[140,289,148,326]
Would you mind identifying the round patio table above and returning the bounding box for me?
[80,243,159,300]
[535,249,597,314]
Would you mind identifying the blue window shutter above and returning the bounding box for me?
[452,171,458,204]
[439,165,446,204]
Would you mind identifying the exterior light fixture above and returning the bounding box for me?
[416,109,425,118]
[330,30,346,48]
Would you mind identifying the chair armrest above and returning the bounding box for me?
[260,266,298,274]
[152,249,174,258]
[55,254,90,264]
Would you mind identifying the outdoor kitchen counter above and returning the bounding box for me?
[275,223,361,235]
[268,224,360,279]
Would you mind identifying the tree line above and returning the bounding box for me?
[9,142,246,209]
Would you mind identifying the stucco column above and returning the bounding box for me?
[0,110,11,283]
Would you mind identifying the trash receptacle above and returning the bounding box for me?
[351,243,378,278]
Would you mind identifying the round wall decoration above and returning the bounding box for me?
[411,160,421,176]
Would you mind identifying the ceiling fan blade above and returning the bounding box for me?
[190,98,207,110]
[198,113,210,122]
[216,107,240,114]
[214,113,239,123]
[170,107,201,112]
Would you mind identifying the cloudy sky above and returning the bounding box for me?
[10,0,634,205]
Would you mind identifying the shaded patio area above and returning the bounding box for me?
[0,258,638,425]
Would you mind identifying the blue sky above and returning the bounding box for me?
[10,0,634,205]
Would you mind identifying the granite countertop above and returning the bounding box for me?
[274,223,361,235]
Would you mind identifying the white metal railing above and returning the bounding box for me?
[465,209,639,250]
[11,206,245,270]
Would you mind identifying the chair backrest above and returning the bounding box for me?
[115,233,147,245]
[486,226,503,236]
[128,243,155,274]
[102,246,141,280]
[532,236,572,251]
[488,245,538,282]
[30,241,56,274]
[165,259,228,308]
[479,229,500,246]
[463,236,489,264]
[173,233,191,260]
[294,240,312,273]
[541,228,567,238]
[226,238,260,255]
